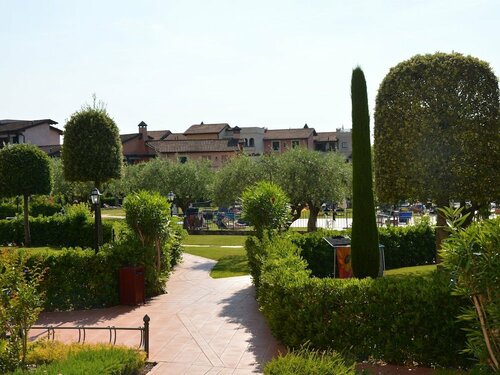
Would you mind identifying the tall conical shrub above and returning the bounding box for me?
[350,67,380,278]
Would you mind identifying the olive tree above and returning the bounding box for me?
[62,99,123,246]
[211,155,264,207]
[0,144,52,246]
[275,148,352,231]
[374,53,500,251]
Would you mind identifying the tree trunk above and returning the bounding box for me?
[307,204,320,232]
[23,194,31,247]
[435,198,449,263]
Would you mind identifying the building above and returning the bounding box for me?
[119,121,352,167]
[120,121,170,163]
[0,119,63,155]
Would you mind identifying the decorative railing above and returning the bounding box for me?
[30,314,150,358]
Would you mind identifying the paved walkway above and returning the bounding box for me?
[30,254,283,374]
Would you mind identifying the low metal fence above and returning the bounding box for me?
[30,314,150,358]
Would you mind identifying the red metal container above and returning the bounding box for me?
[119,267,145,305]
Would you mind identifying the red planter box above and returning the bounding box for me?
[119,267,145,305]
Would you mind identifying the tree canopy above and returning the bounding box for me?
[275,148,352,231]
[62,100,123,187]
[374,53,500,206]
[0,144,52,246]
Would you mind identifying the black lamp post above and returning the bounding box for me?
[167,191,175,217]
[90,188,102,252]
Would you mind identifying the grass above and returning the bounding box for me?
[9,341,145,375]
[182,234,247,246]
[101,207,125,217]
[384,264,437,276]
[182,234,249,278]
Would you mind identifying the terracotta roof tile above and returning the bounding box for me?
[315,132,338,142]
[184,123,229,135]
[264,128,316,140]
[148,139,239,153]
[0,119,61,134]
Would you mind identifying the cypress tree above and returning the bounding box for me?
[350,67,380,278]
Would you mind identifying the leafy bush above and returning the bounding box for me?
[123,191,171,271]
[10,342,145,375]
[256,235,469,367]
[379,220,435,269]
[0,251,45,372]
[241,181,290,238]
[0,203,18,219]
[264,348,355,375]
[441,210,500,372]
[0,214,112,248]
[29,196,62,217]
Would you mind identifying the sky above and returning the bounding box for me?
[2,0,499,135]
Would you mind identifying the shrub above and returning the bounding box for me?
[11,342,145,375]
[379,220,435,269]
[441,210,500,372]
[264,348,355,375]
[0,203,18,219]
[0,215,112,248]
[0,250,45,371]
[241,181,290,239]
[123,191,171,271]
[29,196,62,217]
[257,235,469,367]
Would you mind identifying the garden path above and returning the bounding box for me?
[30,253,284,374]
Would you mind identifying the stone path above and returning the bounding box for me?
[31,254,283,374]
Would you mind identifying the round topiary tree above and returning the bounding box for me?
[350,67,380,279]
[374,53,500,253]
[0,144,52,246]
[62,98,123,247]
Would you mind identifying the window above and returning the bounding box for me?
[272,141,280,151]
[202,155,212,161]
[249,138,255,147]
[178,156,188,164]
[292,140,300,148]
[341,142,348,149]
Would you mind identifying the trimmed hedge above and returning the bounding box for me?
[379,221,435,269]
[255,236,469,367]
[279,223,435,277]
[13,230,181,311]
[0,215,112,247]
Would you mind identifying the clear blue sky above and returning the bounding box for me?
[2,0,498,135]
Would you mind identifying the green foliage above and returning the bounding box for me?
[351,67,379,278]
[51,158,93,203]
[212,155,264,207]
[440,209,500,372]
[10,342,145,375]
[275,148,352,231]
[0,250,45,371]
[29,196,62,217]
[255,235,468,367]
[0,144,52,198]
[123,191,172,271]
[374,53,500,205]
[264,348,355,375]
[62,99,122,185]
[0,214,112,248]
[241,181,290,238]
[0,202,19,219]
[379,220,435,269]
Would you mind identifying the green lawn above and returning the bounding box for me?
[384,264,437,276]
[182,234,247,246]
[101,207,125,217]
[182,235,249,278]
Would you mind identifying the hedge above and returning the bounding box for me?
[9,230,182,311]
[255,236,469,367]
[0,215,112,248]
[278,223,435,278]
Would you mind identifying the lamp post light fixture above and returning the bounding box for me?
[90,188,102,252]
[167,191,175,217]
